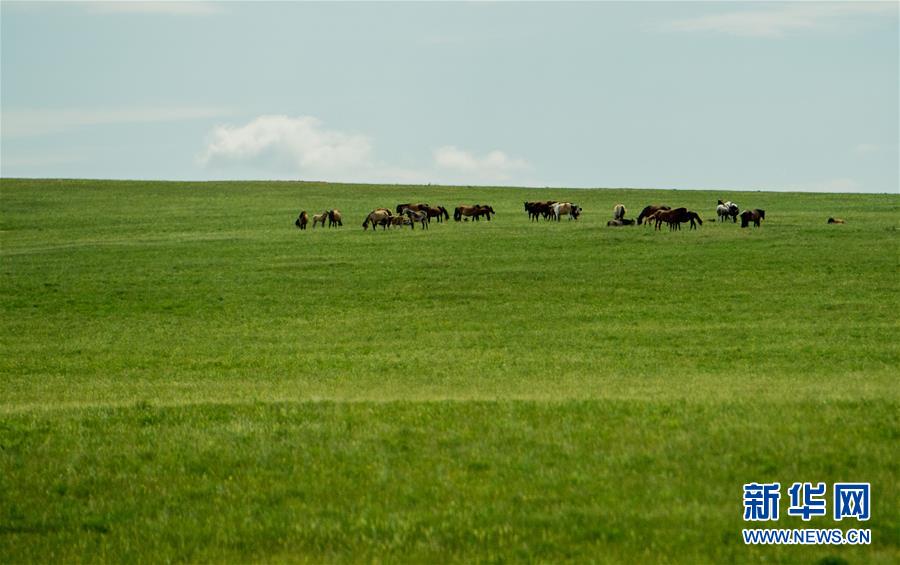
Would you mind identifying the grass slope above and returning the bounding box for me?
[1,178,898,562]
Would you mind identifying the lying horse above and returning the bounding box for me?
[637,205,671,225]
[607,219,635,227]
[390,215,414,229]
[425,206,449,223]
[550,202,581,221]
[312,210,329,228]
[328,209,343,227]
[827,217,846,224]
[613,204,626,220]
[396,202,429,214]
[294,210,309,230]
[740,209,765,228]
[362,209,392,231]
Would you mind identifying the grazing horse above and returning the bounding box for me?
[294,211,309,230]
[455,204,492,222]
[425,206,449,223]
[613,204,626,220]
[740,209,765,228]
[827,217,846,224]
[396,202,429,215]
[637,205,671,225]
[328,209,343,227]
[550,202,581,221]
[716,200,739,222]
[607,219,635,227]
[653,208,702,231]
[474,204,495,221]
[524,201,556,221]
[363,209,392,231]
[311,210,329,228]
[404,208,429,230]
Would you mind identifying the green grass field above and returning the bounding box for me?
[1,178,898,563]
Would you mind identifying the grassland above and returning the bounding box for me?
[1,178,898,563]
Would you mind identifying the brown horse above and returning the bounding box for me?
[637,205,671,225]
[390,215,414,229]
[827,217,845,224]
[294,211,309,230]
[311,210,329,228]
[524,201,556,221]
[740,209,765,228]
[653,208,702,231]
[328,209,343,227]
[404,208,429,230]
[363,209,392,231]
[425,206,449,223]
[455,204,494,222]
[396,202,429,214]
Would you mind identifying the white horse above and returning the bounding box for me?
[717,200,739,222]
[551,202,581,221]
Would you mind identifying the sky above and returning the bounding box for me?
[1,1,898,193]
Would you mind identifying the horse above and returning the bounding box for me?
[550,202,581,221]
[396,202,429,215]
[637,205,671,225]
[404,208,429,230]
[390,215,414,229]
[455,205,490,222]
[328,209,343,227]
[827,217,846,224]
[524,201,556,221]
[311,210,329,228]
[362,209,392,231]
[740,209,765,228]
[474,205,495,221]
[373,207,393,216]
[653,208,702,231]
[613,204,626,220]
[607,219,635,227]
[294,211,309,230]
[425,206,449,223]
[716,200,739,222]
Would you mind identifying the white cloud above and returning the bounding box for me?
[2,106,232,138]
[82,2,223,16]
[199,116,537,185]
[433,145,531,183]
[199,115,374,175]
[662,3,896,38]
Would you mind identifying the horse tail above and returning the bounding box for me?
[442,206,449,220]
[454,207,462,221]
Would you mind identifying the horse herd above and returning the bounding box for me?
[293,199,770,232]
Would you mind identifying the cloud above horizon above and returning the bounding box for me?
[662,3,896,38]
[433,146,531,183]
[199,115,535,185]
[199,115,374,176]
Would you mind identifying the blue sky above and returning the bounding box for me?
[2,1,897,192]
